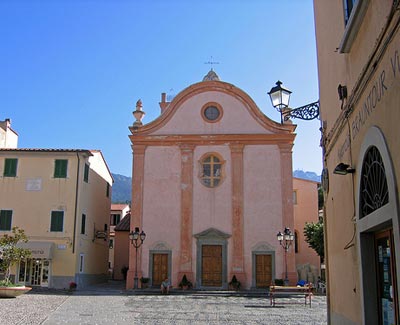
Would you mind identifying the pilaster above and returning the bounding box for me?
[230,144,246,284]
[127,144,146,289]
[178,144,195,283]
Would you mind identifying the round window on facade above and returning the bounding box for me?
[201,102,223,123]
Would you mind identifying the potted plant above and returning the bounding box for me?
[178,274,193,290]
[69,281,77,291]
[140,277,150,289]
[0,227,32,297]
[228,275,241,290]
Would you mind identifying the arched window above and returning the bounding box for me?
[359,146,389,219]
[199,154,225,188]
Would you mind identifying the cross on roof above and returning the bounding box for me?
[204,56,220,70]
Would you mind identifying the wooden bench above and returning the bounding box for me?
[269,284,313,307]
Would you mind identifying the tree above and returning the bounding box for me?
[304,221,324,262]
[0,227,31,285]
[318,186,324,210]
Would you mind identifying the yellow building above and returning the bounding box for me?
[0,148,113,289]
[314,1,400,324]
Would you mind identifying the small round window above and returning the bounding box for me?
[201,102,223,123]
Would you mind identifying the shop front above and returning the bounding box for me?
[17,241,54,287]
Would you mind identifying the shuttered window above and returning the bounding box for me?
[84,163,89,183]
[50,211,64,232]
[81,214,86,234]
[0,210,12,231]
[54,159,68,178]
[3,158,18,177]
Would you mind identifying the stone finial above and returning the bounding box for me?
[136,99,143,111]
[202,69,220,81]
[132,99,145,128]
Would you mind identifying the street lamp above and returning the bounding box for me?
[268,81,320,123]
[277,227,294,286]
[129,227,146,289]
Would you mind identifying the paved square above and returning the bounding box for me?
[0,291,327,324]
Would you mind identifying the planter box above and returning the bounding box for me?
[0,286,32,298]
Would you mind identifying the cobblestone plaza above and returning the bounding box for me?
[0,283,327,324]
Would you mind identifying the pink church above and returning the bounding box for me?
[127,70,299,290]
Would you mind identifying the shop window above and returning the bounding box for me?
[359,146,389,219]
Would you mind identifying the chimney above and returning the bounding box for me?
[159,92,170,114]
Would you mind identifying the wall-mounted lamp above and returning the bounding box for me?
[268,81,320,123]
[333,163,355,175]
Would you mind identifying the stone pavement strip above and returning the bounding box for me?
[0,292,327,325]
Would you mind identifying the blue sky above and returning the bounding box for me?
[0,0,322,177]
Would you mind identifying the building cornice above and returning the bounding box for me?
[129,133,295,147]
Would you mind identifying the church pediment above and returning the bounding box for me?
[194,227,231,240]
[252,241,275,252]
[129,79,296,138]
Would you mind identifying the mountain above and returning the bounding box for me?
[111,170,321,203]
[293,170,321,183]
[111,173,132,204]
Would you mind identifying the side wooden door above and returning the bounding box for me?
[256,254,272,288]
[152,254,168,287]
[202,245,222,287]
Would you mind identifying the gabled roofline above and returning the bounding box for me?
[129,80,296,136]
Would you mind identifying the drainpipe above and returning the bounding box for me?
[72,153,81,253]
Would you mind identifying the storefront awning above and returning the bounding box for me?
[17,241,55,259]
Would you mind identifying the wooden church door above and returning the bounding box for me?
[256,254,272,288]
[202,245,222,287]
[152,253,168,287]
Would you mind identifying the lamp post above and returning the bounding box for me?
[129,227,146,289]
[277,227,294,286]
[268,81,320,123]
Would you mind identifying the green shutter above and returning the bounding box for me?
[81,214,86,234]
[54,159,68,178]
[0,210,12,230]
[4,158,18,177]
[84,163,89,182]
[50,211,64,232]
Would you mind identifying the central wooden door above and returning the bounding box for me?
[202,245,222,287]
[152,254,168,287]
[256,254,272,288]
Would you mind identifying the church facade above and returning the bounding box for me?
[127,71,297,289]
